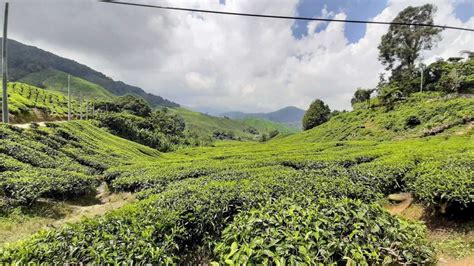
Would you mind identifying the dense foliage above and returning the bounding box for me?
[302,99,331,130]
[0,122,159,209]
[378,4,442,78]
[215,197,434,264]
[97,111,192,152]
[351,88,373,107]
[303,92,473,140]
[1,91,472,263]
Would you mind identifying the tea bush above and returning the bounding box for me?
[214,197,435,265]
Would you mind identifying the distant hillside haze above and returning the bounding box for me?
[222,106,305,129]
[4,38,179,107]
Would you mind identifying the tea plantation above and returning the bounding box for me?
[0,94,472,264]
[0,82,82,122]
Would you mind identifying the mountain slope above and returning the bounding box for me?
[5,38,178,107]
[1,82,82,123]
[19,68,115,100]
[172,107,297,140]
[222,106,305,129]
[280,93,474,143]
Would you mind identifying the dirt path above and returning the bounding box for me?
[50,183,135,227]
[439,254,474,266]
[0,183,135,245]
[12,120,66,129]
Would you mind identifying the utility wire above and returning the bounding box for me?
[100,0,474,32]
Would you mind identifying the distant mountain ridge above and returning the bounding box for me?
[222,106,305,129]
[4,38,179,107]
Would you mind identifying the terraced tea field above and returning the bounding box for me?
[1,82,84,122]
[0,115,472,263]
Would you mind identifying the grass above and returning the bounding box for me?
[398,203,474,261]
[19,69,115,100]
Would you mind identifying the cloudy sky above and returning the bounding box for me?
[8,0,474,113]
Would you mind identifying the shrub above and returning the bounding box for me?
[213,197,435,265]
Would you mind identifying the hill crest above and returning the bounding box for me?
[5,38,179,107]
[221,106,305,129]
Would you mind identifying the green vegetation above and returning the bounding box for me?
[19,69,115,100]
[0,82,82,122]
[222,106,305,129]
[0,121,159,209]
[6,38,179,107]
[302,99,331,130]
[171,107,297,140]
[378,4,442,78]
[1,91,472,263]
[0,4,472,263]
[299,92,473,141]
[215,197,433,264]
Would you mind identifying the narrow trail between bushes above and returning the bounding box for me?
[50,183,135,227]
[0,183,135,246]
[12,120,66,129]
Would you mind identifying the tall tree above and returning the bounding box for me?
[351,88,374,108]
[302,99,331,130]
[378,4,442,76]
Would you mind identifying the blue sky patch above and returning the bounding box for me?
[454,1,474,22]
[293,0,386,43]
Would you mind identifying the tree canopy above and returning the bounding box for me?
[378,4,442,78]
[351,88,374,107]
[302,99,331,130]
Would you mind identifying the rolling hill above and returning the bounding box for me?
[4,38,178,107]
[171,107,298,140]
[19,68,115,100]
[1,82,82,123]
[282,92,474,143]
[222,106,305,129]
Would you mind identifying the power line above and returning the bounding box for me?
[100,0,474,32]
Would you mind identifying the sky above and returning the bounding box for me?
[7,0,474,114]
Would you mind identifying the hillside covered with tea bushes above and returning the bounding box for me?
[0,82,83,123]
[0,122,159,208]
[0,92,472,263]
[19,68,115,100]
[292,92,473,142]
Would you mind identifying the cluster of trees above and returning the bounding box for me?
[369,4,473,107]
[94,95,206,151]
[303,3,473,131]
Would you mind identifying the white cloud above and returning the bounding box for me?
[7,0,474,113]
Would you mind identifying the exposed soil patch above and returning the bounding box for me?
[392,203,474,265]
[0,183,135,245]
[385,192,413,215]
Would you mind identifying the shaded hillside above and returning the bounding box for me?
[172,107,297,140]
[282,93,474,143]
[19,69,115,100]
[222,106,305,129]
[5,38,178,107]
